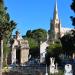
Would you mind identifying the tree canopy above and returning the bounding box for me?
[0,0,16,66]
[26,28,47,42]
[60,30,75,56]
[0,0,16,39]
[25,28,47,58]
[45,41,62,65]
[46,41,62,57]
[70,0,75,27]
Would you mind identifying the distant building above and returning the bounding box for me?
[49,0,71,41]
[40,0,72,63]
[9,31,30,64]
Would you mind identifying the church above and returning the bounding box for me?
[40,0,72,63]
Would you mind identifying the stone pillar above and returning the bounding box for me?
[20,49,29,64]
[11,45,16,64]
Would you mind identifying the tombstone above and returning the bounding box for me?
[50,57,55,74]
[55,63,58,73]
[64,64,73,75]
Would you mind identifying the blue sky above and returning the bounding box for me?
[5,0,74,35]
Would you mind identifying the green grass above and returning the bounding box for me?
[48,70,64,75]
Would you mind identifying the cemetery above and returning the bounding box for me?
[0,0,75,75]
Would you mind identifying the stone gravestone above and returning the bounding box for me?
[50,57,55,74]
[55,63,58,73]
[50,57,59,74]
[64,64,73,75]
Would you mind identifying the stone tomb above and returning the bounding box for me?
[10,31,30,64]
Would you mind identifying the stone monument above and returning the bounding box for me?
[55,63,58,73]
[50,57,59,74]
[64,64,73,75]
[10,31,30,64]
[50,57,55,74]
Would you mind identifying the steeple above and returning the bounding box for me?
[53,0,59,20]
[49,0,62,41]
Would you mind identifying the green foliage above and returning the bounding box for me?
[27,37,38,49]
[32,29,47,42]
[26,28,47,42]
[3,39,10,56]
[45,41,62,65]
[26,37,39,58]
[60,30,75,55]
[46,41,62,57]
[0,1,16,67]
[48,70,64,75]
[0,1,16,54]
[26,30,32,38]
[25,29,47,58]
[70,0,75,27]
[0,5,16,39]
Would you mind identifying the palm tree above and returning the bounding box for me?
[0,0,16,75]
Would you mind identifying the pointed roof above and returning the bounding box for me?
[53,0,59,20]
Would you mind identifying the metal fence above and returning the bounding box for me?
[11,65,48,75]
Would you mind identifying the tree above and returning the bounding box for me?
[70,0,75,28]
[26,37,39,58]
[26,29,47,42]
[25,29,47,58]
[46,41,62,65]
[60,30,75,56]
[26,30,32,38]
[0,0,16,74]
[32,29,47,42]
[3,39,10,66]
[46,41,62,57]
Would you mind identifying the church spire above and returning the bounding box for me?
[53,0,59,20]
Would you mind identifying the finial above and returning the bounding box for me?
[55,0,57,10]
[53,0,59,20]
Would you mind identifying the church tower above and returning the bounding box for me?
[49,0,61,41]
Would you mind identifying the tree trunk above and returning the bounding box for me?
[0,39,3,75]
[5,54,7,66]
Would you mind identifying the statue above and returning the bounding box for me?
[50,57,59,74]
[50,57,55,74]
